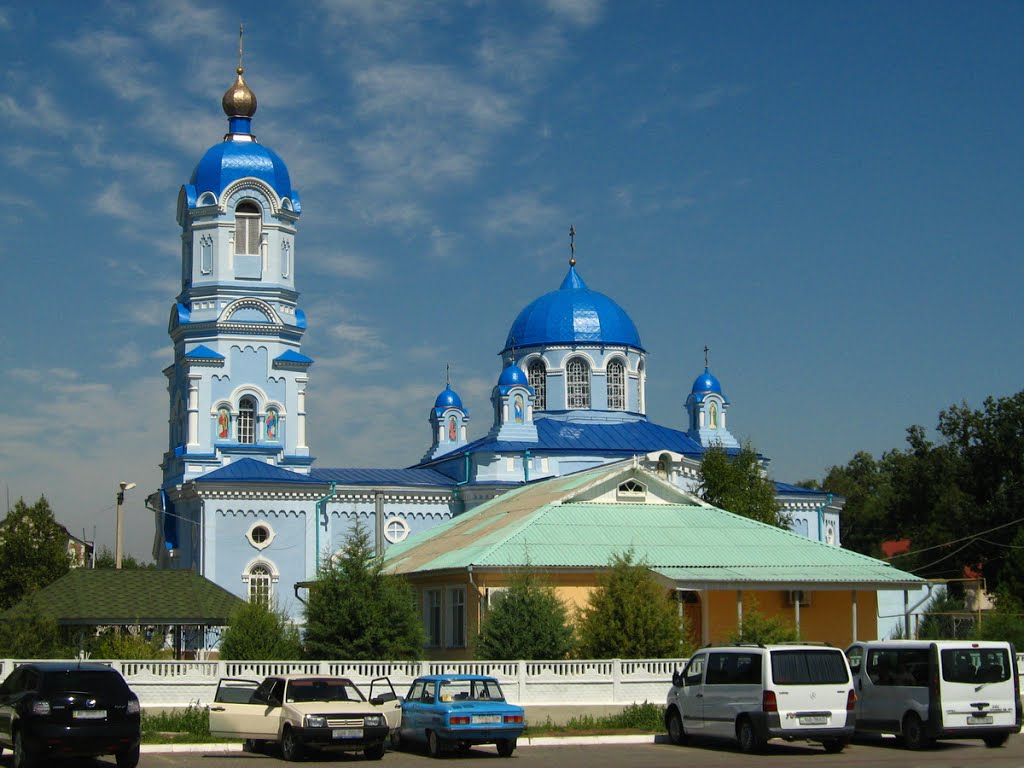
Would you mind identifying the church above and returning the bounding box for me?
[151,63,844,626]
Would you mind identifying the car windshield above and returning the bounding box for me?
[40,670,128,697]
[286,678,365,703]
[437,679,504,702]
[941,648,1012,685]
[771,650,849,685]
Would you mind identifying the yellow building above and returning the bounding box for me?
[385,460,923,660]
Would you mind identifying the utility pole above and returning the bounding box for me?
[116,481,136,569]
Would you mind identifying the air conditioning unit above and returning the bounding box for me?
[786,590,812,607]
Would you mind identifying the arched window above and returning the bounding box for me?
[528,360,546,410]
[566,358,590,409]
[638,359,646,413]
[238,396,256,444]
[607,359,626,410]
[248,564,272,605]
[235,201,262,255]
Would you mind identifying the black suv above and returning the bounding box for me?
[0,662,141,768]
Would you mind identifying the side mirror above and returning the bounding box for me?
[371,692,398,705]
[671,671,682,687]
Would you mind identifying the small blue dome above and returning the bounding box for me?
[498,363,528,387]
[191,139,293,200]
[691,367,723,395]
[434,386,463,409]
[503,266,642,353]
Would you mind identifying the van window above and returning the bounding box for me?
[706,653,762,685]
[866,648,929,686]
[771,650,849,685]
[684,655,706,686]
[941,647,1011,684]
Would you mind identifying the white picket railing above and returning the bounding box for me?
[0,658,684,709]
[3,654,1021,710]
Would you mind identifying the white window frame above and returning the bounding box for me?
[237,396,256,444]
[607,358,626,410]
[425,589,442,648]
[528,359,546,410]
[234,201,262,256]
[566,357,590,409]
[447,586,466,648]
[246,563,273,605]
[383,517,410,544]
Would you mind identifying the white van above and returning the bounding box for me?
[665,644,856,753]
[845,640,1022,749]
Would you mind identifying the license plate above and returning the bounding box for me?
[799,716,828,726]
[73,710,107,719]
[332,728,362,739]
[968,715,993,725]
[472,715,502,724]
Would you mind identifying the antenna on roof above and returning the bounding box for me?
[569,225,576,267]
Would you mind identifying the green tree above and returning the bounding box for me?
[575,549,685,659]
[697,442,788,528]
[916,589,967,639]
[303,523,424,660]
[977,589,1024,649]
[93,547,153,569]
[93,628,172,660]
[725,600,798,644]
[476,571,574,660]
[0,497,73,611]
[821,451,893,557]
[220,599,303,660]
[0,596,70,658]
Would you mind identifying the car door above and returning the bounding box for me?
[208,677,281,740]
[0,667,25,744]
[845,644,866,724]
[400,680,429,741]
[678,654,706,732]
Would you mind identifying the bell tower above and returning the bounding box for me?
[161,45,312,491]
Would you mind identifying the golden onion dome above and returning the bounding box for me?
[222,66,257,118]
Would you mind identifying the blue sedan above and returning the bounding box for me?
[397,675,525,757]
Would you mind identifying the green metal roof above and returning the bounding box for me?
[0,569,245,625]
[385,463,923,589]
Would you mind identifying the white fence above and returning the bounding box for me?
[4,654,1022,710]
[0,658,683,709]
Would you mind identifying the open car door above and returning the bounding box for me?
[369,677,402,730]
[208,678,280,740]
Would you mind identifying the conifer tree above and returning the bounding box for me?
[0,496,73,611]
[476,571,574,660]
[303,522,424,660]
[220,599,303,660]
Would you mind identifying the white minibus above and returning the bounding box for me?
[845,640,1021,749]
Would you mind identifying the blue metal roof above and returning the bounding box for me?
[274,349,314,364]
[195,459,321,484]
[775,481,834,497]
[191,138,294,201]
[503,266,643,353]
[311,468,456,487]
[421,417,704,464]
[185,344,224,360]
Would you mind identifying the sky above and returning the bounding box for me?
[1,0,1021,562]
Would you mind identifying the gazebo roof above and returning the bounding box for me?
[1,569,244,626]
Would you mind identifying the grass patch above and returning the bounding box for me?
[524,702,663,736]
[142,703,234,744]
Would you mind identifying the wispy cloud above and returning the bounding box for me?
[94,181,148,223]
[482,191,562,237]
[0,88,72,136]
[543,0,604,27]
[303,249,379,280]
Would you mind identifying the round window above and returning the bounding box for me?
[251,525,269,544]
[246,522,275,550]
[383,517,410,544]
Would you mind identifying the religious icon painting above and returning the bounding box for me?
[217,407,230,439]
[514,394,524,423]
[448,416,457,441]
[266,409,278,440]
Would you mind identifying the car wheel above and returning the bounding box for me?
[666,707,687,746]
[496,738,516,757]
[13,729,36,768]
[116,744,140,768]
[822,739,846,754]
[243,738,265,753]
[901,713,931,750]
[984,733,1009,748]
[737,717,764,754]
[364,741,386,760]
[427,730,445,758]
[281,726,305,762]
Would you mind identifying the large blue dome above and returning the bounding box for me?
[503,266,643,353]
[191,139,293,201]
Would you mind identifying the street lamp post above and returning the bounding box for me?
[116,481,136,569]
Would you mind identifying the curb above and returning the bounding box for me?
[141,734,664,753]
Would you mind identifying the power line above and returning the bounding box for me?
[885,515,1024,561]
